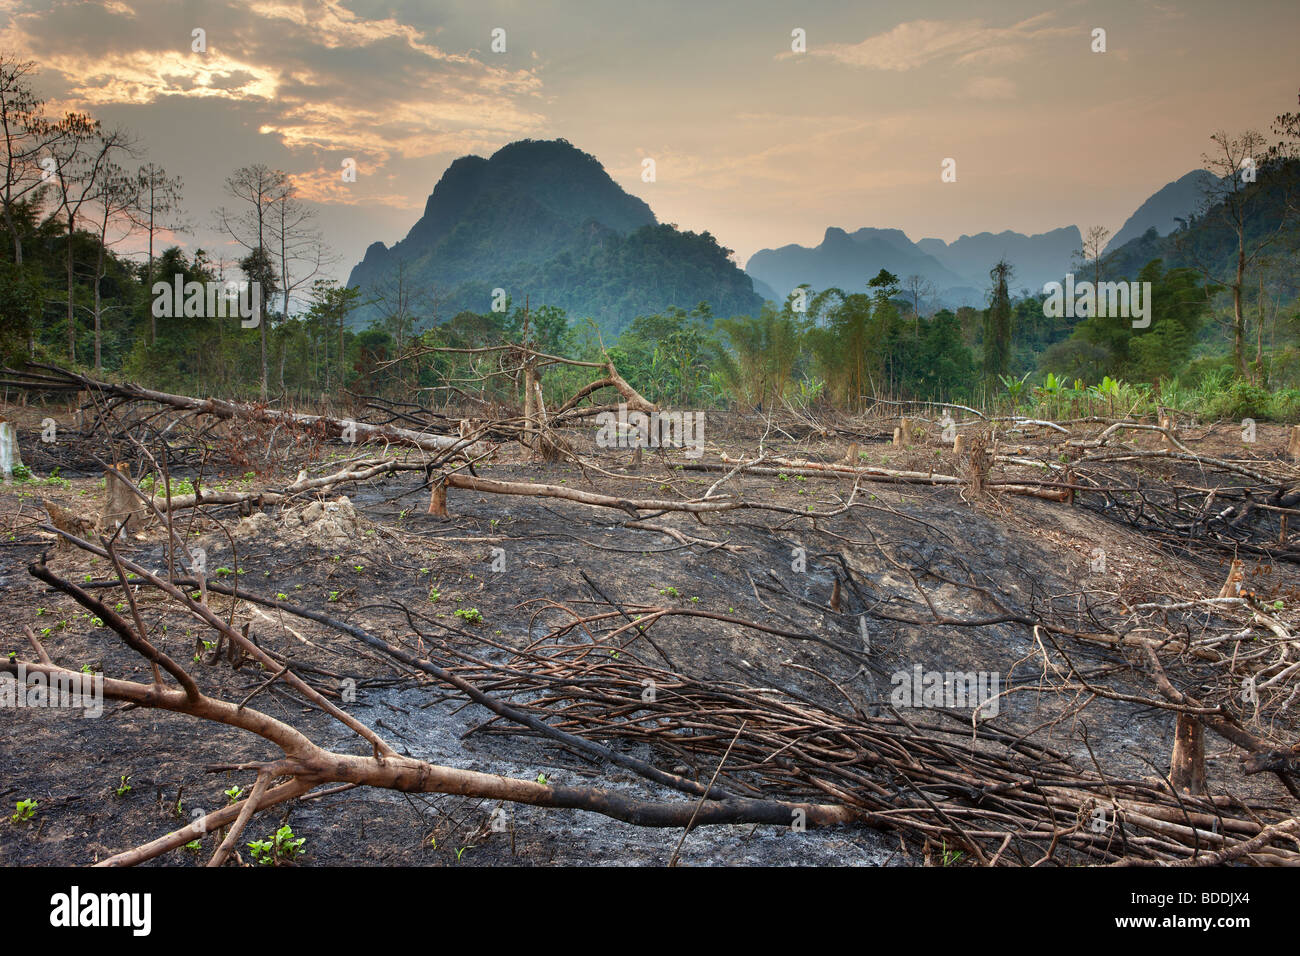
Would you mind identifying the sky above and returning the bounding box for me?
[4,0,1297,283]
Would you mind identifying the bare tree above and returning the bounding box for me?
[0,53,62,267]
[217,164,289,399]
[86,161,139,372]
[1180,130,1290,377]
[266,186,332,324]
[1073,224,1111,290]
[132,163,184,344]
[372,259,435,359]
[902,273,937,334]
[46,117,134,363]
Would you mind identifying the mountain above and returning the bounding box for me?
[745,227,967,303]
[1105,170,1216,252]
[346,139,763,335]
[745,225,1079,308]
[916,227,1081,293]
[1099,159,1299,297]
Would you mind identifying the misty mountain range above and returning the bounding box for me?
[347,139,1214,329]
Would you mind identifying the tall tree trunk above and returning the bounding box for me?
[1233,246,1246,377]
[260,305,268,401]
[147,187,156,345]
[65,211,76,363]
[3,204,21,266]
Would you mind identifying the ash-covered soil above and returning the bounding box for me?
[1,406,1297,865]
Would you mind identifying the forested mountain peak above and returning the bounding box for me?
[345,139,759,332]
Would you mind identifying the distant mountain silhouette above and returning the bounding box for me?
[1099,159,1299,298]
[916,227,1081,293]
[745,225,1080,309]
[1105,170,1216,252]
[346,139,763,334]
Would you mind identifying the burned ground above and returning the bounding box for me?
[1,394,1298,866]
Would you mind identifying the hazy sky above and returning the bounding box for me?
[5,0,1297,281]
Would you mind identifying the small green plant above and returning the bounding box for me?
[225,785,245,804]
[247,824,306,865]
[139,475,196,497]
[999,371,1033,409]
[454,607,483,625]
[11,798,38,823]
[184,839,202,852]
[328,591,340,602]
[658,586,679,598]
[114,775,132,797]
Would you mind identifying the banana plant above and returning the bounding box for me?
[998,371,1032,410]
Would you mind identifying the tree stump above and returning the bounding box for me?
[952,434,967,457]
[1169,713,1206,796]
[1217,559,1244,599]
[839,442,861,465]
[965,433,989,499]
[102,463,146,533]
[1288,425,1300,464]
[0,420,22,481]
[427,480,448,518]
[1159,413,1177,450]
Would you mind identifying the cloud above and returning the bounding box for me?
[964,76,1017,100]
[811,14,1074,72]
[1,0,547,162]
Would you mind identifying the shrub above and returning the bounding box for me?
[1270,388,1300,422]
[1202,379,1271,421]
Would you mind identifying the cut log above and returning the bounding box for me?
[4,368,488,458]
